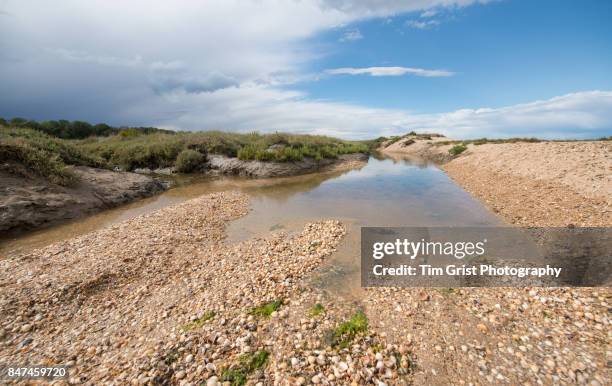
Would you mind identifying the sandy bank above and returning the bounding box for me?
[443,141,611,227]
[382,137,611,227]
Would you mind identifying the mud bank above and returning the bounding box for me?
[0,165,167,234]
[137,153,369,178]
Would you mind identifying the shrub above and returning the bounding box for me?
[175,149,206,173]
[449,144,468,156]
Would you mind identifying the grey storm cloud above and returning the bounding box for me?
[150,73,239,95]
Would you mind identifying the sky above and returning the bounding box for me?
[0,0,611,139]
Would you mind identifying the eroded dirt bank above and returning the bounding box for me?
[0,165,167,234]
[206,153,368,178]
[0,153,368,236]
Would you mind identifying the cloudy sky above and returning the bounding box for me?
[1,0,611,139]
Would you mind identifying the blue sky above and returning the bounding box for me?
[0,0,611,139]
[303,0,612,113]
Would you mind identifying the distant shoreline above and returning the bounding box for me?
[381,135,611,227]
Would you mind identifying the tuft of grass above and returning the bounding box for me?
[330,310,368,348]
[436,288,456,296]
[449,144,468,156]
[250,300,282,317]
[309,303,325,317]
[163,349,179,365]
[221,351,269,386]
[179,311,215,332]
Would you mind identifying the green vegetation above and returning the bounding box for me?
[380,132,444,148]
[235,134,369,162]
[78,131,369,171]
[179,311,215,332]
[1,116,172,139]
[250,300,282,317]
[174,149,206,173]
[163,349,179,365]
[436,287,456,296]
[221,351,269,386]
[329,310,368,348]
[1,123,370,185]
[309,303,325,317]
[0,126,103,185]
[449,144,468,156]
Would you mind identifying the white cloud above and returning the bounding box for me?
[405,19,440,29]
[420,9,438,18]
[325,66,454,77]
[340,28,363,42]
[130,88,612,140]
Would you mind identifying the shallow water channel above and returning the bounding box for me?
[1,155,501,296]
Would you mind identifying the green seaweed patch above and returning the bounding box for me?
[179,311,215,332]
[250,300,282,317]
[221,351,269,386]
[309,303,325,317]
[329,310,368,348]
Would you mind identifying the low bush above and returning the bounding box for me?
[449,144,468,156]
[174,149,206,173]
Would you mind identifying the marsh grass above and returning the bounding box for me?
[77,131,369,170]
[0,126,103,185]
